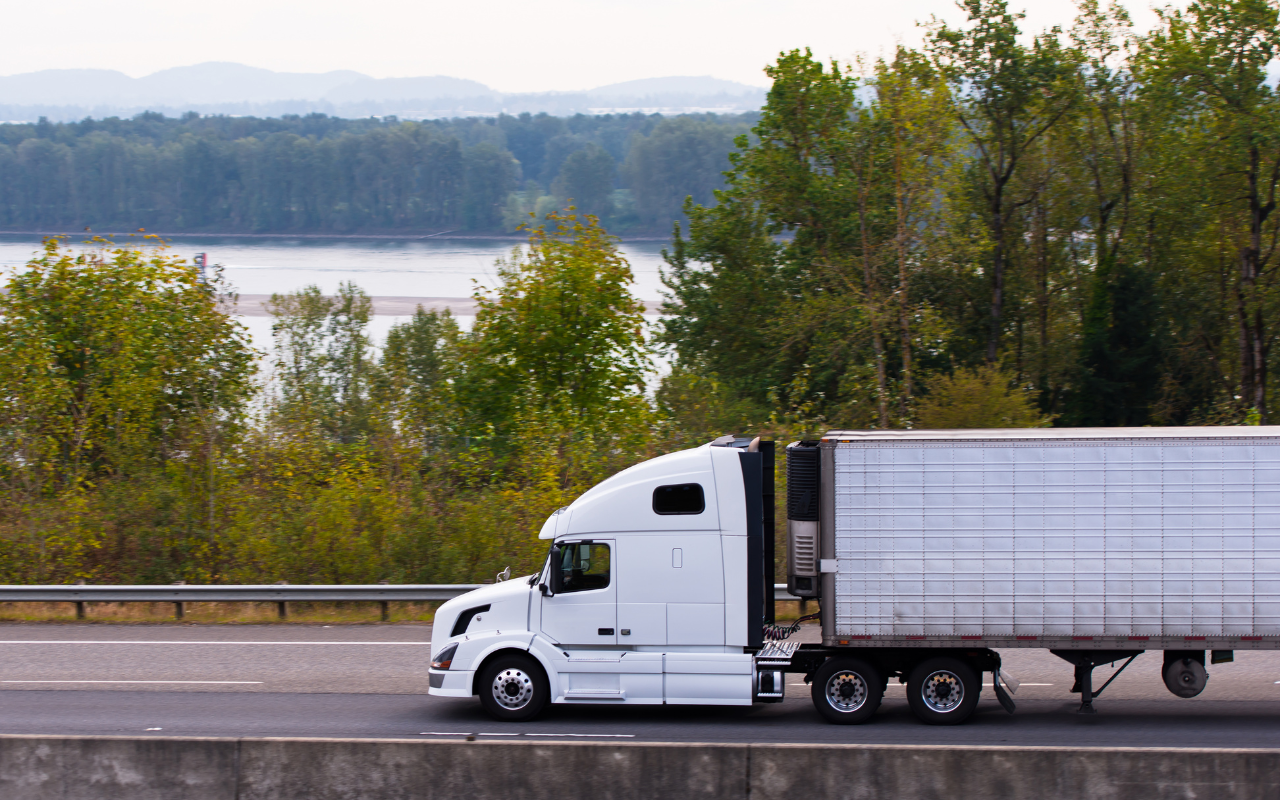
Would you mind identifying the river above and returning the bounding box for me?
[0,233,676,352]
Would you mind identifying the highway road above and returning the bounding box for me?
[1,623,1279,747]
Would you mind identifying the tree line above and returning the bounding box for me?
[0,110,753,235]
[2,0,1277,588]
[664,0,1280,430]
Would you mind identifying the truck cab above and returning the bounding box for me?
[427,436,782,720]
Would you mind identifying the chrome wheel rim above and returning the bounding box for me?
[920,669,964,712]
[824,670,869,713]
[491,667,534,710]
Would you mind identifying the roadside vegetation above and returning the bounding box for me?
[2,0,1278,589]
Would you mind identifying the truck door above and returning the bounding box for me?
[541,541,617,646]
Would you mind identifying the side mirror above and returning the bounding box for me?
[549,545,564,595]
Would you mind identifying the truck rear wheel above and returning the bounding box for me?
[811,657,883,724]
[906,656,980,725]
[477,653,549,722]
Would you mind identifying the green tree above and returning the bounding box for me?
[463,142,521,230]
[267,282,375,443]
[915,364,1053,428]
[928,0,1079,363]
[552,144,616,219]
[1140,0,1280,421]
[462,211,650,436]
[379,307,462,444]
[0,237,256,580]
[624,116,749,229]
[0,237,256,485]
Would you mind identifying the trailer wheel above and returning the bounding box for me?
[477,653,549,722]
[906,657,980,725]
[811,657,883,724]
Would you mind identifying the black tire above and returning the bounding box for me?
[477,652,549,722]
[906,656,980,725]
[811,657,883,724]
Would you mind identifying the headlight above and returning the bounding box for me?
[431,642,458,670]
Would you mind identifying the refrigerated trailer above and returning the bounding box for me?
[427,428,1280,724]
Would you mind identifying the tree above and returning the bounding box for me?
[462,211,650,437]
[267,282,375,443]
[928,0,1079,363]
[915,364,1053,427]
[379,307,462,444]
[1140,0,1280,421]
[662,50,914,426]
[0,237,256,487]
[552,144,616,219]
[624,116,749,229]
[462,142,519,231]
[0,237,257,581]
[874,48,956,413]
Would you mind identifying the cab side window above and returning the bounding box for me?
[653,483,705,515]
[558,542,610,593]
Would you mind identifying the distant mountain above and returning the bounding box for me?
[324,75,497,103]
[0,63,765,121]
[587,77,763,98]
[138,63,367,104]
[0,69,137,106]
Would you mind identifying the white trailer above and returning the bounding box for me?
[428,428,1280,724]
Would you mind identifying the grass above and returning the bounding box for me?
[0,601,441,624]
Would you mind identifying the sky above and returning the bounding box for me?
[6,0,1177,93]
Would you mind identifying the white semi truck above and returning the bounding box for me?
[428,428,1280,724]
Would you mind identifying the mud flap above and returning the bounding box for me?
[993,669,1017,714]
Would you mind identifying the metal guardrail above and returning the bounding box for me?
[0,583,807,620]
[0,585,484,603]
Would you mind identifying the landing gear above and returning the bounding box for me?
[1050,650,1143,714]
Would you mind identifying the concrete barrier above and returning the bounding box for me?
[1,735,1277,800]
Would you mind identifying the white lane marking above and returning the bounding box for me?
[0,641,429,645]
[418,732,635,738]
[525,733,635,738]
[3,680,264,685]
[145,728,162,731]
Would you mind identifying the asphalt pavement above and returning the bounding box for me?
[1,623,1278,747]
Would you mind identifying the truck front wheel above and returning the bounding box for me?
[477,653,549,722]
[811,657,883,724]
[906,656,980,725]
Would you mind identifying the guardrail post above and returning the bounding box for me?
[172,581,185,620]
[378,579,390,622]
[275,581,288,619]
[74,579,86,620]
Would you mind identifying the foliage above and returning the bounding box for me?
[0,237,256,487]
[463,211,651,438]
[663,0,1280,432]
[0,237,256,581]
[914,365,1053,428]
[0,111,755,234]
[9,1,1280,586]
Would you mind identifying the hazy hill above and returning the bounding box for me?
[0,63,765,121]
[587,77,762,98]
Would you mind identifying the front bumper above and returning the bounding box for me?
[427,669,474,697]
